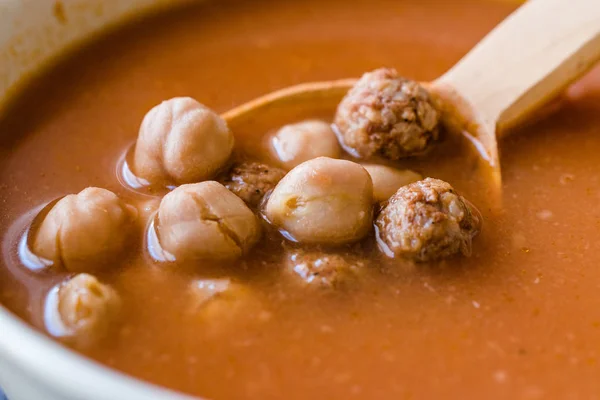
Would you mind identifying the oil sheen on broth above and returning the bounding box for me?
[1,0,600,399]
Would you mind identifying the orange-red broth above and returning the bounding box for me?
[1,0,600,398]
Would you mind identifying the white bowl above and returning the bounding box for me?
[0,1,200,399]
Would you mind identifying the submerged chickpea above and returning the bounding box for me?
[335,68,440,160]
[132,97,234,185]
[189,279,268,335]
[362,164,422,202]
[218,161,286,208]
[270,120,341,169]
[32,187,136,273]
[376,178,481,262]
[45,274,121,347]
[156,181,261,261]
[264,157,373,245]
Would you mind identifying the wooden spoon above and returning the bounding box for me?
[221,0,600,190]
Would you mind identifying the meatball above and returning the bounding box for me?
[45,273,121,347]
[362,164,422,202]
[189,279,268,335]
[375,178,481,262]
[270,120,341,169]
[32,187,137,273]
[286,250,364,288]
[334,68,440,160]
[132,97,234,185]
[218,161,286,208]
[264,157,373,245]
[156,181,261,261]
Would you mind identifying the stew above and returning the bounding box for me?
[1,0,600,399]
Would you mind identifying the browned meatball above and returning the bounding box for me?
[375,178,481,262]
[286,249,364,288]
[218,161,286,208]
[334,68,440,160]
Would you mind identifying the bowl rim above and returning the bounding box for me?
[0,303,201,400]
[0,1,202,397]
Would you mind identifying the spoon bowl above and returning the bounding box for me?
[222,0,600,196]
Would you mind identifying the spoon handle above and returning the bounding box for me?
[436,0,600,138]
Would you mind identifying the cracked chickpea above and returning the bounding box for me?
[155,181,261,261]
[264,157,373,245]
[45,273,121,347]
[32,187,137,273]
[133,97,234,185]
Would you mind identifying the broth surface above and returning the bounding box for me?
[2,0,600,399]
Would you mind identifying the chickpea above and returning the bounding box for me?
[264,157,373,245]
[45,273,121,347]
[156,181,261,261]
[270,120,341,169]
[362,164,422,202]
[189,278,233,308]
[132,97,234,185]
[189,279,268,336]
[32,187,137,273]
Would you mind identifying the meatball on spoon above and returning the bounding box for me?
[221,0,600,190]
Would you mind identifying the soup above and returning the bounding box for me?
[1,0,600,399]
